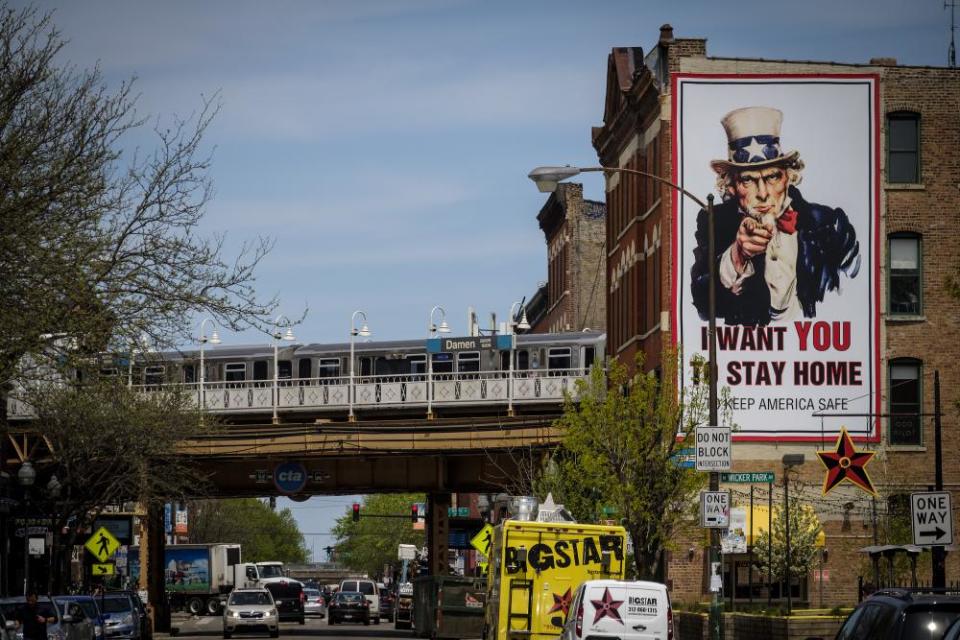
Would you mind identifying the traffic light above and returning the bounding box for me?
[352,503,360,522]
[411,504,419,523]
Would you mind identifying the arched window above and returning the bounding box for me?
[888,358,922,445]
[888,233,922,315]
[887,111,920,183]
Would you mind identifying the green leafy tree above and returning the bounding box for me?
[753,489,823,590]
[188,499,309,563]
[332,494,425,578]
[546,352,727,579]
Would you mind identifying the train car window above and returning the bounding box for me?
[298,358,312,379]
[278,360,292,380]
[253,360,268,381]
[144,366,165,387]
[407,355,426,374]
[516,350,529,371]
[100,367,119,379]
[547,348,571,372]
[183,364,196,384]
[583,347,596,370]
[530,350,541,371]
[360,357,373,377]
[225,363,246,382]
[457,351,480,373]
[318,358,341,378]
[432,353,453,374]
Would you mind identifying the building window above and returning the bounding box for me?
[887,112,919,183]
[888,234,921,315]
[889,359,922,446]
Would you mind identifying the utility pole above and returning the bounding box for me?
[932,370,946,587]
[706,194,721,640]
[948,0,957,67]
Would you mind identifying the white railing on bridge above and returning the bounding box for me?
[6,369,589,419]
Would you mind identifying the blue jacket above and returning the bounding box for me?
[691,185,860,325]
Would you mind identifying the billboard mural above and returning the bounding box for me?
[165,546,210,592]
[671,74,880,441]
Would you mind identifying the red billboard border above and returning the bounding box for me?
[668,73,882,443]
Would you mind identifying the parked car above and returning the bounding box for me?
[98,592,145,640]
[823,589,960,640]
[0,595,96,640]
[222,588,279,639]
[339,579,379,624]
[301,589,325,618]
[56,596,105,640]
[0,609,16,640]
[945,617,960,640]
[377,585,395,622]
[560,580,673,640]
[327,592,370,626]
[263,581,305,625]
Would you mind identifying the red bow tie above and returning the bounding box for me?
[777,208,798,234]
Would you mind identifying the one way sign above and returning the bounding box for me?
[911,492,953,547]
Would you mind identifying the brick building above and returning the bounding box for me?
[592,25,960,605]
[524,183,607,334]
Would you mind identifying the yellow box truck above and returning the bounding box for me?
[484,520,627,640]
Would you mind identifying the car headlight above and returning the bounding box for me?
[120,615,133,626]
[225,609,239,619]
[268,609,278,617]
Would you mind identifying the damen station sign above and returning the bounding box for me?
[426,335,513,353]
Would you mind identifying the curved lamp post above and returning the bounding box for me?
[349,311,371,422]
[529,164,719,624]
[197,319,221,410]
[427,306,451,419]
[272,315,296,424]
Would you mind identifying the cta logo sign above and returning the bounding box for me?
[273,462,307,494]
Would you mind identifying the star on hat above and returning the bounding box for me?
[816,428,877,496]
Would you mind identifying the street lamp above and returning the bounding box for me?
[781,453,805,616]
[197,318,221,410]
[529,164,719,628]
[349,310,371,422]
[427,307,451,420]
[17,461,35,595]
[272,315,296,424]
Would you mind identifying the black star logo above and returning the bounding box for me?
[590,587,624,625]
[549,588,572,617]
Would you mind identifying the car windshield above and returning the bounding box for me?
[229,592,272,606]
[55,602,86,619]
[901,605,960,639]
[100,598,132,614]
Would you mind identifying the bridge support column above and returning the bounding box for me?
[427,493,450,576]
[144,503,170,633]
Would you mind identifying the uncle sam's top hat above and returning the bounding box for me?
[710,106,799,173]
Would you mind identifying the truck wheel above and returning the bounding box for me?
[298,617,305,626]
[206,599,222,616]
[187,598,204,616]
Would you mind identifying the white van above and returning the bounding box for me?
[561,580,673,640]
[339,579,380,624]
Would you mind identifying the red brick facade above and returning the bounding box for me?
[593,26,960,605]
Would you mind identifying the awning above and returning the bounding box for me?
[732,504,825,547]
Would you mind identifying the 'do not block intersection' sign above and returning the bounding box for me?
[696,426,732,472]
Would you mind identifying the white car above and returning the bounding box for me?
[222,589,279,639]
[561,580,673,640]
[338,579,379,624]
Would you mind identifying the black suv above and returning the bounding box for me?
[826,589,960,640]
[264,581,305,625]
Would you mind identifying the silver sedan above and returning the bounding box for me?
[302,589,325,618]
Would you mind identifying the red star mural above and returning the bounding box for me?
[816,428,877,496]
[590,588,624,625]
[549,588,572,617]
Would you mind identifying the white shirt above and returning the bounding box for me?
[718,197,802,322]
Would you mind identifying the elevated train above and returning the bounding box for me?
[7,331,605,421]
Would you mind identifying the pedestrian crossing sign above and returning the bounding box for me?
[470,523,494,557]
[85,526,121,562]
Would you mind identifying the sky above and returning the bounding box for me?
[14,0,952,561]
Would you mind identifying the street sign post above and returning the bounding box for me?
[720,472,775,483]
[696,426,732,471]
[911,492,953,547]
[700,490,730,528]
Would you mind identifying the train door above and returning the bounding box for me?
[253,360,268,383]
[359,356,373,379]
[581,345,596,372]
[297,358,312,383]
[183,364,196,384]
[277,359,292,382]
